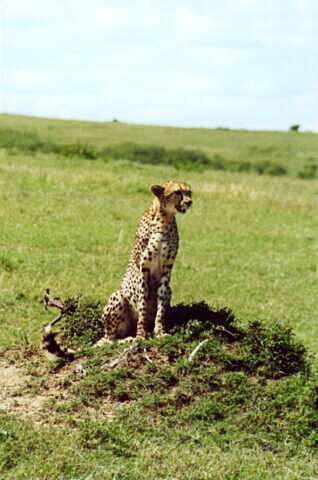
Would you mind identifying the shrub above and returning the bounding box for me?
[100,143,210,171]
[253,160,287,176]
[209,154,227,170]
[101,143,167,165]
[59,298,104,348]
[56,143,97,159]
[0,128,45,152]
[297,157,318,179]
[240,320,307,378]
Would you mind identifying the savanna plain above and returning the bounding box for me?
[0,114,317,479]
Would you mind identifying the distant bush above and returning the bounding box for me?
[289,124,300,132]
[231,160,252,172]
[0,128,97,160]
[101,143,167,165]
[253,160,287,176]
[170,147,210,169]
[100,143,210,171]
[0,128,45,152]
[248,145,278,155]
[54,143,97,159]
[297,157,318,179]
[0,127,289,178]
[207,155,286,176]
[208,154,228,170]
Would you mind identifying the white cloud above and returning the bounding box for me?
[5,67,52,91]
[1,92,19,112]
[175,5,211,35]
[1,92,100,120]
[88,4,129,30]
[295,0,318,15]
[35,95,67,116]
[1,0,50,23]
[1,0,318,131]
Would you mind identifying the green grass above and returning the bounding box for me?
[2,411,318,480]
[0,115,317,479]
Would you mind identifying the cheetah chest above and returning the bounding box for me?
[148,236,177,287]
[148,241,165,282]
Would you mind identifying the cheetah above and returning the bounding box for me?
[98,181,192,344]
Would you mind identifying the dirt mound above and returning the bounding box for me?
[1,300,317,448]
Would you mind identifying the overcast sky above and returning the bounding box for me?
[1,0,317,131]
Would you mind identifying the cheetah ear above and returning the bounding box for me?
[150,184,164,198]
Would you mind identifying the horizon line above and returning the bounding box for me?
[0,111,316,135]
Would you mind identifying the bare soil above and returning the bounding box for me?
[0,360,47,423]
[0,344,120,426]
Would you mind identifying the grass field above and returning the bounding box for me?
[0,115,317,479]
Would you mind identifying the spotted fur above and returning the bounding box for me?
[98,181,192,343]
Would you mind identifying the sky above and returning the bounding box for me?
[0,0,317,131]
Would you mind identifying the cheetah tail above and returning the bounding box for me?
[42,288,76,361]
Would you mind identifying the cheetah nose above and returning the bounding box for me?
[185,200,192,207]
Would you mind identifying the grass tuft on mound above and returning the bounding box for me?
[59,297,104,349]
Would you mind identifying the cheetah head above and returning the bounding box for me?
[151,181,192,215]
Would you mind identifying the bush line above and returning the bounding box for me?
[0,126,294,177]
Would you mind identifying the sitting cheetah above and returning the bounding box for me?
[98,181,192,343]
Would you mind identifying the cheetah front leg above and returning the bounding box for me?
[136,268,149,338]
[154,272,171,337]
